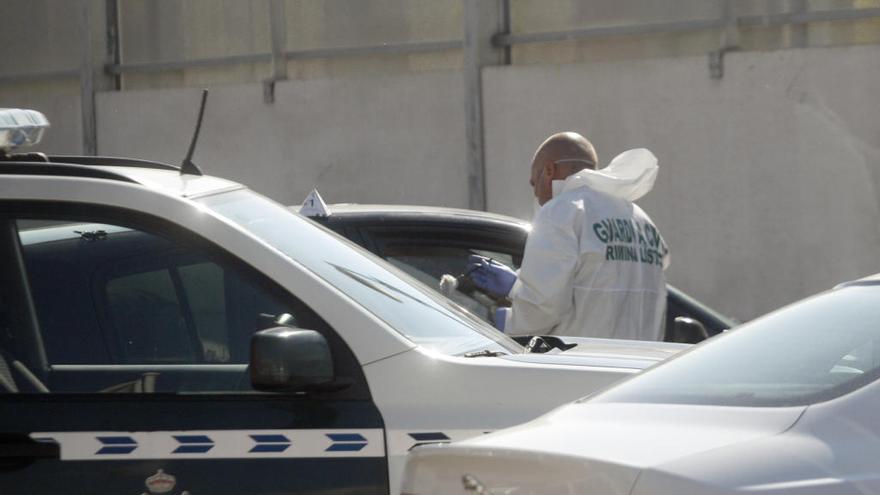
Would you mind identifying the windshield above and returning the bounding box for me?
[199,189,521,356]
[591,285,880,407]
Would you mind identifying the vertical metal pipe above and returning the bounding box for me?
[721,0,741,50]
[269,0,289,81]
[499,0,512,65]
[264,0,289,103]
[463,0,504,211]
[789,0,808,48]
[79,0,98,155]
[106,0,122,90]
[710,0,741,79]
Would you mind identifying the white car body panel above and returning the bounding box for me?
[365,348,652,490]
[1,168,687,494]
[631,382,880,495]
[402,403,805,494]
[634,379,880,495]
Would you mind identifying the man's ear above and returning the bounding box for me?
[543,160,557,181]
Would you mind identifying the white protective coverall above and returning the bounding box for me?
[505,149,669,340]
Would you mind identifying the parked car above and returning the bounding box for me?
[299,199,737,342]
[401,274,880,495]
[0,111,684,495]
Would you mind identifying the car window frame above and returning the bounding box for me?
[1,200,372,399]
[361,222,525,265]
[364,222,526,321]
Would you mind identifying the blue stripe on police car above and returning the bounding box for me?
[96,436,137,455]
[326,433,368,452]
[249,434,291,453]
[172,435,214,454]
[33,429,385,460]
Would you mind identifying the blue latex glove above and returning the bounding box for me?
[494,307,511,332]
[466,254,517,297]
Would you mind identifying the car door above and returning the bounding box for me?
[0,202,387,494]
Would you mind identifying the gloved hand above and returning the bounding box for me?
[494,307,511,332]
[466,254,517,298]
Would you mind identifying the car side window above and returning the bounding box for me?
[6,216,337,394]
[383,249,493,320]
[104,266,196,364]
[375,235,521,325]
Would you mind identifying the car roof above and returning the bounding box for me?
[836,272,880,288]
[94,165,242,197]
[0,155,243,198]
[296,202,531,228]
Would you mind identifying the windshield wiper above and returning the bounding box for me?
[516,336,578,354]
[463,349,507,358]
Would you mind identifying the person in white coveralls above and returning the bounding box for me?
[468,132,669,341]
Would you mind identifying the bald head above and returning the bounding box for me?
[533,132,598,173]
[530,132,598,205]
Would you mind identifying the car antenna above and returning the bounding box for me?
[180,89,208,176]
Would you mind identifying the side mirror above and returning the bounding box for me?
[250,327,334,392]
[671,316,709,344]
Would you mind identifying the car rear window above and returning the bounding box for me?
[592,286,880,407]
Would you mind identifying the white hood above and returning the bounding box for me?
[552,148,658,201]
[501,338,688,371]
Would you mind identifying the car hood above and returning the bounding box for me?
[500,338,688,371]
[402,403,804,494]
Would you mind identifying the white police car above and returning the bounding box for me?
[0,110,685,494]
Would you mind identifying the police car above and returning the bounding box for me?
[296,194,736,342]
[0,110,685,494]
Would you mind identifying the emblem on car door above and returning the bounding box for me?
[143,469,189,495]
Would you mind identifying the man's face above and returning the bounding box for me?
[529,157,553,206]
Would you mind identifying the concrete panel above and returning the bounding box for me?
[508,1,880,65]
[483,44,880,321]
[0,0,81,75]
[96,71,466,208]
[120,0,272,62]
[284,0,461,49]
[509,0,723,32]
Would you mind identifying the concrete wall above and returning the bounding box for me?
[484,44,880,321]
[117,0,463,89]
[95,71,467,208]
[0,0,82,75]
[6,0,877,91]
[509,0,880,65]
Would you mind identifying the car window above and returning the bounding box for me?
[104,267,196,364]
[381,244,516,325]
[10,218,336,393]
[198,189,522,357]
[178,262,230,362]
[592,286,880,407]
[384,255,491,321]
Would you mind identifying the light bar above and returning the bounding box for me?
[0,108,50,151]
